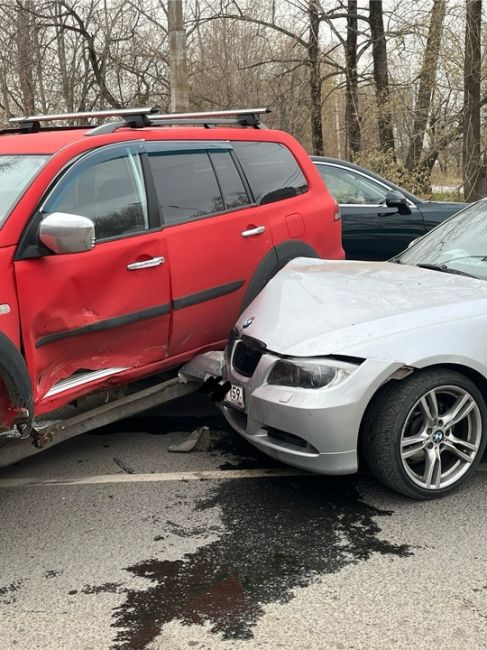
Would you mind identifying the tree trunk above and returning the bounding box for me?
[168,0,189,112]
[463,0,482,202]
[308,0,324,155]
[16,1,35,114]
[369,0,394,155]
[345,0,361,158]
[405,0,446,171]
[55,2,74,112]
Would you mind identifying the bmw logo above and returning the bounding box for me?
[433,431,444,444]
[242,317,255,329]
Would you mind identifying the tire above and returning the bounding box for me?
[0,332,33,416]
[361,368,487,499]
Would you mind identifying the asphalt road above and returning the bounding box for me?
[1,393,487,650]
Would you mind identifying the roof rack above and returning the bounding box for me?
[9,107,158,133]
[7,107,271,135]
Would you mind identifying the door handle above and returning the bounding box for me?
[127,256,165,271]
[241,225,265,238]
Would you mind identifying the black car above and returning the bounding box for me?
[312,156,468,260]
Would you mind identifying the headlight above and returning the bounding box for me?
[267,359,356,389]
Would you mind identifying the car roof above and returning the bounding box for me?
[0,128,92,154]
[0,124,294,156]
[311,155,422,204]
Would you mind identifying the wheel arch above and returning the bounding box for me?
[357,362,487,467]
[240,240,320,312]
[0,331,33,428]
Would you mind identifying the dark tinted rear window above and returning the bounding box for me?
[232,142,308,205]
[148,149,223,225]
[208,150,250,210]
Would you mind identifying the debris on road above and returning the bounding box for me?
[168,426,211,453]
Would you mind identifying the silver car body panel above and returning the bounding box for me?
[236,259,487,371]
[221,351,402,474]
[180,258,487,475]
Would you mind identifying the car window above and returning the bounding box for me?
[315,164,388,205]
[44,145,149,241]
[0,155,49,228]
[232,141,308,205]
[147,148,224,225]
[208,150,250,210]
[397,199,487,279]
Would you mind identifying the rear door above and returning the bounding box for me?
[14,142,171,402]
[315,162,426,260]
[146,141,272,356]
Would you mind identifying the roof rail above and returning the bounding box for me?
[151,107,270,122]
[7,107,272,135]
[86,107,272,136]
[9,107,158,128]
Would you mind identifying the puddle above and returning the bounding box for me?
[94,476,411,649]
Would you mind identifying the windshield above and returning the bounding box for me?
[0,155,49,227]
[395,199,487,280]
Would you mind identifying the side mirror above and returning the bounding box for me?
[39,212,95,254]
[385,190,411,214]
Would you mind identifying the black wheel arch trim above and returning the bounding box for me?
[240,240,320,312]
[0,332,33,420]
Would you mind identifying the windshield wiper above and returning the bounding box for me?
[415,263,478,278]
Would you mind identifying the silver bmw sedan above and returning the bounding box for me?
[182,199,487,499]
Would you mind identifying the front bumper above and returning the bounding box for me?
[180,344,403,475]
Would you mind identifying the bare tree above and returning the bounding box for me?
[345,0,360,157]
[369,0,394,155]
[405,0,446,171]
[16,1,36,113]
[308,0,323,154]
[463,0,483,201]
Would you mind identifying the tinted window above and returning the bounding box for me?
[44,146,149,241]
[232,142,308,205]
[148,149,223,225]
[209,151,250,210]
[315,164,387,205]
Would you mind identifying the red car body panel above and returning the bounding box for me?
[0,123,343,429]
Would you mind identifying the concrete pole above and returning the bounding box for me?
[168,0,189,112]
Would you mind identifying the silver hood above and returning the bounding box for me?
[237,259,487,360]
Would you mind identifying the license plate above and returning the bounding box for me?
[226,384,245,410]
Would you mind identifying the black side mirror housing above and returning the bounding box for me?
[385,190,411,214]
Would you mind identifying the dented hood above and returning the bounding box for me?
[237,258,487,359]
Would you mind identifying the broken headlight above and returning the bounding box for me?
[267,359,356,389]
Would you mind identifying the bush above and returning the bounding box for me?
[352,149,433,199]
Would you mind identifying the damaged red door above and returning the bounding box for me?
[14,143,171,408]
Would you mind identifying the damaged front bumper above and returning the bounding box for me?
[181,348,404,475]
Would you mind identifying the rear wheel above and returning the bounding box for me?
[362,369,487,499]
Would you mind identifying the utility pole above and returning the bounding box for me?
[168,0,189,113]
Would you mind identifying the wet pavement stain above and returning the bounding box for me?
[0,580,23,604]
[100,476,411,650]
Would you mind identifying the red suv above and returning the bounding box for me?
[0,107,342,460]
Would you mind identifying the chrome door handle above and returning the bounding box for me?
[127,256,165,271]
[241,225,265,238]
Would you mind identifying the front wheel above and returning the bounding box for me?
[362,369,487,499]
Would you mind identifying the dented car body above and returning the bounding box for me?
[0,108,343,460]
[205,200,487,498]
